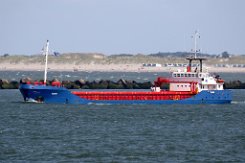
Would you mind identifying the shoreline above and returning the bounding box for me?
[0,63,245,73]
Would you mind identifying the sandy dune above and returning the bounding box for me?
[0,62,244,73]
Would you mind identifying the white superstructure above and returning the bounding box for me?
[151,31,225,93]
[170,70,224,92]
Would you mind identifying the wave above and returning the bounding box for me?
[231,101,245,104]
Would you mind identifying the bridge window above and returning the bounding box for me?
[177,74,180,77]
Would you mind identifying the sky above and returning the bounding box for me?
[1,0,245,55]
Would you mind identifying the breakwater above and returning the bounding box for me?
[1,78,245,89]
[0,78,152,89]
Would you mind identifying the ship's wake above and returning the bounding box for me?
[231,101,245,104]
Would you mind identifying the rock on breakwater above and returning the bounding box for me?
[0,78,245,89]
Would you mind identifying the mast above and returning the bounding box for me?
[43,40,49,85]
[187,31,206,72]
[192,30,200,58]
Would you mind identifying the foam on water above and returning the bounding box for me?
[231,101,245,104]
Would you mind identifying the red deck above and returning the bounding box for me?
[72,91,196,101]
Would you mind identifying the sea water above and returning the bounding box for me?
[0,89,245,162]
[1,71,245,162]
[1,71,245,82]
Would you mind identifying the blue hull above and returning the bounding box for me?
[19,84,232,104]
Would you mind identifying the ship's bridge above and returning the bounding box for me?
[171,71,224,92]
[172,72,210,79]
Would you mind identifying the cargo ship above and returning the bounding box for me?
[19,34,232,104]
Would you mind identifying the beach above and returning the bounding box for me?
[0,62,244,73]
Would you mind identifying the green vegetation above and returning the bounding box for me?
[1,52,244,65]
